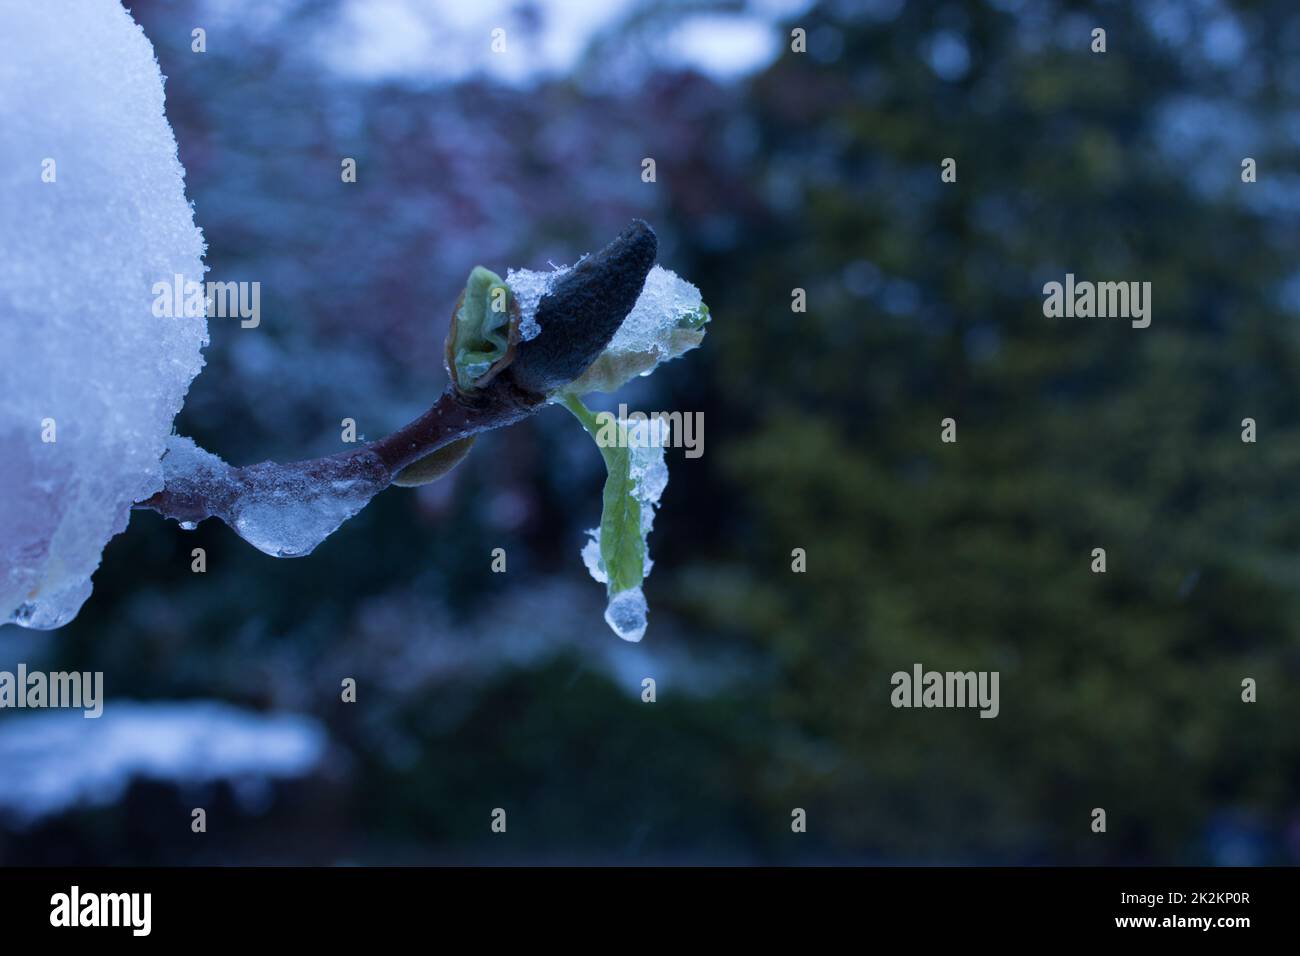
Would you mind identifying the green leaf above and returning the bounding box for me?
[448,266,516,390]
[561,395,646,596]
[678,302,710,330]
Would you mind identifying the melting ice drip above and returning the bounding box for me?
[578,416,671,643]
[160,437,388,558]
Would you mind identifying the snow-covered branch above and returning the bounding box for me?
[0,0,709,639]
[133,220,659,556]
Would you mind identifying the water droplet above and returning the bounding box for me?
[604,587,648,642]
[8,599,74,629]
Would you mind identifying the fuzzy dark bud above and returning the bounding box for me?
[507,220,658,396]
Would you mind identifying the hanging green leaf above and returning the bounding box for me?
[561,394,670,641]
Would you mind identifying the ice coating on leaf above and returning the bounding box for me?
[604,588,650,643]
[563,266,708,396]
[161,436,387,558]
[605,267,706,357]
[577,414,671,642]
[580,536,607,584]
[626,416,671,507]
[505,265,569,342]
[0,4,207,629]
[507,259,705,396]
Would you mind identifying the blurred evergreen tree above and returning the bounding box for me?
[680,0,1300,862]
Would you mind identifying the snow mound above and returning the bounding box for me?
[0,3,207,629]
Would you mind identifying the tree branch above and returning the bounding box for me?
[134,220,658,533]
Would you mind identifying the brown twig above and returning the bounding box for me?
[133,378,544,523]
[133,220,658,531]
